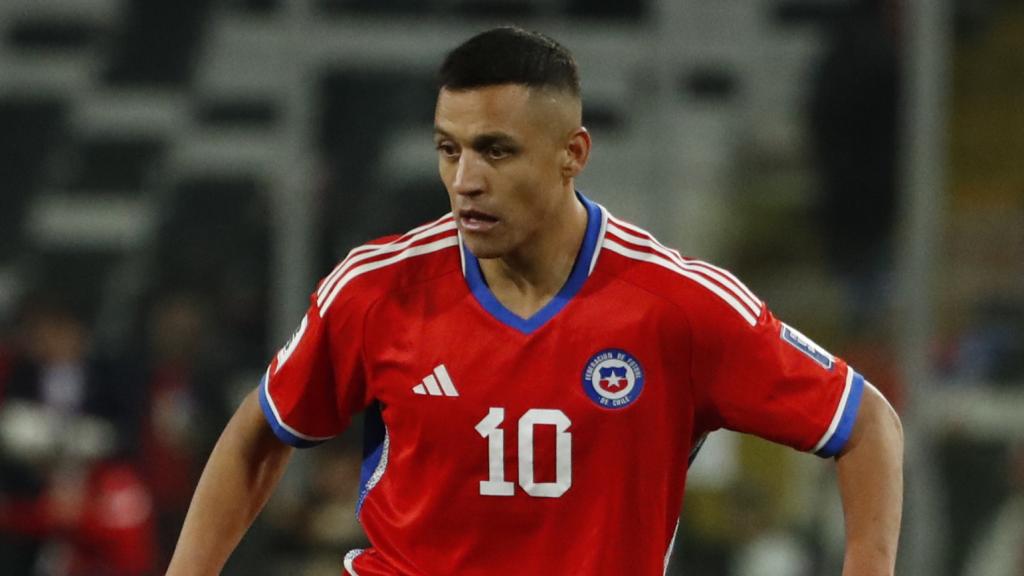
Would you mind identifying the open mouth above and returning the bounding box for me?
[459,209,499,231]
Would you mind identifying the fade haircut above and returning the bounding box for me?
[439,26,580,98]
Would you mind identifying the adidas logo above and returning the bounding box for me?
[412,364,459,397]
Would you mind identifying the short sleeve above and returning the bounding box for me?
[690,303,864,458]
[259,289,370,448]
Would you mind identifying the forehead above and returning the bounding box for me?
[434,84,555,139]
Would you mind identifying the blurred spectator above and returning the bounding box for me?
[809,0,901,335]
[1,297,133,432]
[43,460,156,576]
[0,295,155,575]
[131,292,230,569]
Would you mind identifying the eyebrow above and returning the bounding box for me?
[433,128,519,150]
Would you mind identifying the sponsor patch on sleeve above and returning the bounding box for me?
[781,323,834,370]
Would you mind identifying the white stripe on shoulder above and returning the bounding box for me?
[262,368,335,442]
[602,237,758,326]
[588,205,609,274]
[606,218,762,316]
[315,213,452,301]
[317,217,457,307]
[353,213,454,257]
[680,259,761,308]
[317,214,455,301]
[811,365,855,454]
[319,215,451,298]
[320,235,459,316]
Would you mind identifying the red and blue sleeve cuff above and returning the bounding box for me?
[813,368,865,458]
[258,372,332,449]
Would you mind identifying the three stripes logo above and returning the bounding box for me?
[412,364,459,397]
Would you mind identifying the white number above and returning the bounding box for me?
[475,408,572,498]
[475,407,515,496]
[518,409,572,498]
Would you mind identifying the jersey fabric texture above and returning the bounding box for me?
[259,193,865,576]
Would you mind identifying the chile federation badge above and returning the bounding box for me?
[582,349,645,409]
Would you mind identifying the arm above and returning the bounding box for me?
[166,388,294,576]
[835,382,904,576]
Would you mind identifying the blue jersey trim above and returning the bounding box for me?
[356,402,387,520]
[462,191,602,335]
[258,374,325,448]
[816,371,865,458]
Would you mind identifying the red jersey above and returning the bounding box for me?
[259,194,864,576]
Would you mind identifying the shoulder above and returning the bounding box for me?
[313,214,461,317]
[597,210,764,329]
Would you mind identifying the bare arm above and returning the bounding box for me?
[836,382,904,576]
[166,388,294,576]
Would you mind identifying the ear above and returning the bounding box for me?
[562,127,591,181]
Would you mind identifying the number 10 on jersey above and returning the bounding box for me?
[475,408,572,498]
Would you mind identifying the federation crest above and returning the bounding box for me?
[582,349,645,409]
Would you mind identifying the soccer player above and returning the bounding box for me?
[167,27,903,576]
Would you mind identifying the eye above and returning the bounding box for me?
[486,145,509,160]
[436,141,459,158]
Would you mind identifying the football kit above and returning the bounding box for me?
[259,193,865,576]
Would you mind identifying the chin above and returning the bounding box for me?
[462,235,508,260]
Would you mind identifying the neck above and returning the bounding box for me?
[478,191,588,318]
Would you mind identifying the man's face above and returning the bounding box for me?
[434,84,578,259]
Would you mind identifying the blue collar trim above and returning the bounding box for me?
[462,192,603,335]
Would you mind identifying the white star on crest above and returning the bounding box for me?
[604,374,625,389]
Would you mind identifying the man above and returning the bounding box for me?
[168,27,903,575]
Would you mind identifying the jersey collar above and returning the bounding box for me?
[460,191,606,335]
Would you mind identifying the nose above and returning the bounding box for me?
[451,151,485,197]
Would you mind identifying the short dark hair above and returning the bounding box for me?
[439,26,580,97]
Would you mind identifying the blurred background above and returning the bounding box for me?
[0,0,1021,575]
